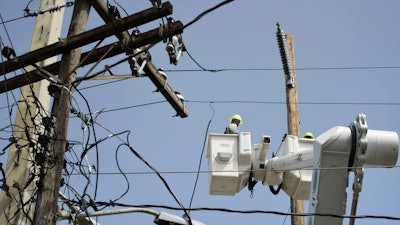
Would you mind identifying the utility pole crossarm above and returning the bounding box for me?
[0,21,184,93]
[88,0,189,118]
[0,3,173,76]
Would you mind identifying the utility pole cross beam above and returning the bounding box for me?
[0,2,173,76]
[0,21,184,93]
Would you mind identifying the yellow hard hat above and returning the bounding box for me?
[302,132,314,139]
[230,114,243,124]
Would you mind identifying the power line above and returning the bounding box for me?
[74,64,400,91]
[182,0,235,30]
[3,98,400,112]
[68,165,400,176]
[88,203,400,222]
[4,97,398,113]
[185,100,400,106]
[100,101,166,113]
[164,66,400,73]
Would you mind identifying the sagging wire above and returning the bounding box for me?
[48,65,105,204]
[85,203,400,222]
[72,87,101,201]
[70,87,162,211]
[113,134,135,204]
[61,129,133,212]
[47,81,102,213]
[183,0,235,30]
[184,46,223,73]
[188,102,215,211]
[92,120,193,224]
[61,142,95,205]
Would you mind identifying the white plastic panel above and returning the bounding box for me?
[266,135,314,200]
[206,132,252,196]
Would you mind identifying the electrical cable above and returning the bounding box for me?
[1,1,400,224]
[64,99,400,119]
[74,87,101,201]
[100,101,167,113]
[89,203,400,222]
[66,164,400,176]
[185,99,400,106]
[78,76,130,90]
[183,0,235,30]
[163,66,400,73]
[183,46,222,73]
[92,121,193,224]
[113,141,132,203]
[188,102,215,211]
[75,65,400,91]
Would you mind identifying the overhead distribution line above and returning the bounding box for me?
[68,165,400,176]
[77,203,400,222]
[4,99,399,113]
[163,66,400,73]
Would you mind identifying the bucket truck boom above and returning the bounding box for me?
[206,114,399,225]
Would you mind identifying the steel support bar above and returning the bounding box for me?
[0,2,173,76]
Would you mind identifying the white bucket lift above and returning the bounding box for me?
[206,132,252,195]
[205,114,399,225]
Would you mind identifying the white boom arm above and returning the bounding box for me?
[206,114,399,225]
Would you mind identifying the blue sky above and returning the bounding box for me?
[1,1,400,225]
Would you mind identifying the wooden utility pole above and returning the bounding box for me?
[0,0,65,224]
[32,1,90,224]
[276,23,305,225]
[1,1,186,223]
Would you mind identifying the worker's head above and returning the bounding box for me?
[230,114,243,126]
[302,132,314,139]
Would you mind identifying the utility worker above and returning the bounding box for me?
[302,132,314,139]
[224,114,242,134]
